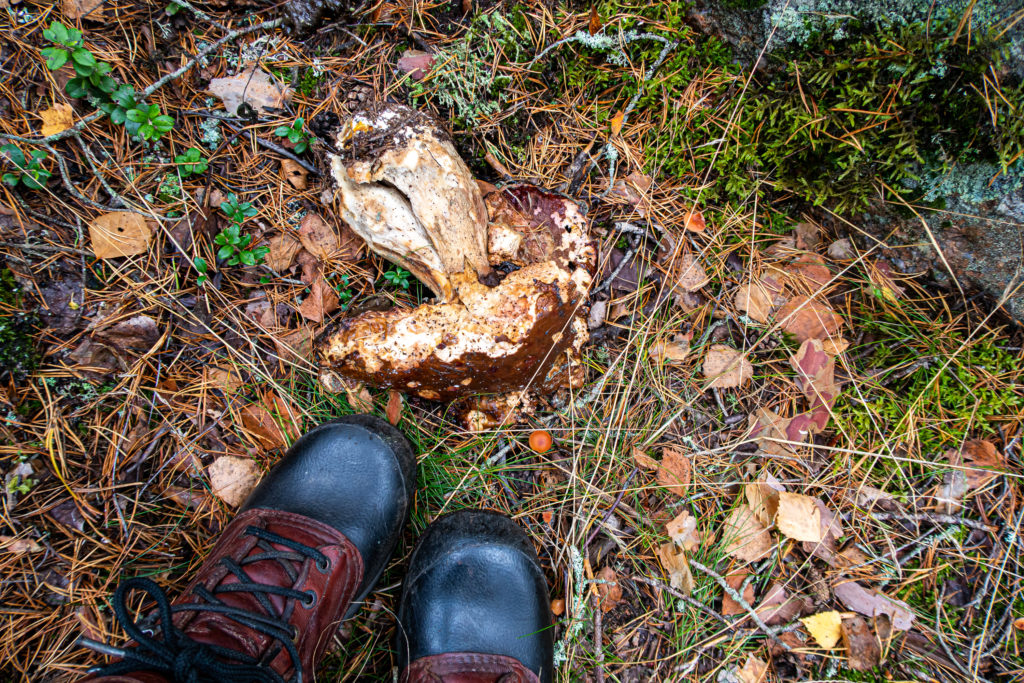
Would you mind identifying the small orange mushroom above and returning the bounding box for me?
[529,429,553,453]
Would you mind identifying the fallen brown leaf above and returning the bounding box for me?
[735,654,768,683]
[610,110,625,136]
[649,332,691,364]
[61,0,103,19]
[827,238,855,260]
[655,543,694,593]
[207,455,260,507]
[297,277,340,323]
[89,212,152,258]
[666,510,701,552]
[722,504,773,562]
[683,208,706,233]
[0,535,42,555]
[385,389,403,425]
[756,583,814,625]
[265,234,302,272]
[657,447,691,497]
[745,480,782,527]
[722,566,754,616]
[204,366,245,395]
[280,159,308,190]
[342,379,374,412]
[39,103,73,136]
[776,492,824,542]
[273,327,313,365]
[674,251,710,292]
[776,295,843,342]
[240,391,301,451]
[841,616,881,670]
[207,66,292,115]
[702,345,753,389]
[297,212,339,259]
[631,447,659,471]
[734,282,774,323]
[789,338,838,409]
[961,439,1005,489]
[596,566,622,612]
[794,221,821,250]
[588,5,603,34]
[397,50,435,80]
[833,580,914,631]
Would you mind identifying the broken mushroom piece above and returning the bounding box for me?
[317,104,595,417]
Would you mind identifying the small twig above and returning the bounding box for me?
[630,575,732,628]
[0,19,283,146]
[688,558,790,650]
[0,241,93,257]
[855,511,998,534]
[592,246,635,296]
[584,467,638,548]
[591,594,606,683]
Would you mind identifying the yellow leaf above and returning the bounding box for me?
[800,610,843,649]
[610,110,625,136]
[40,103,73,136]
[88,212,153,259]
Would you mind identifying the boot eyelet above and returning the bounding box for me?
[301,589,317,608]
[315,556,331,573]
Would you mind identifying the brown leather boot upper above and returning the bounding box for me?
[84,507,363,683]
[403,652,541,683]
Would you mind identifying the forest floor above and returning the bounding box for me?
[1,1,1022,681]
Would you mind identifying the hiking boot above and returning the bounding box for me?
[395,510,553,683]
[81,415,416,683]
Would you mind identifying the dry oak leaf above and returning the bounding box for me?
[655,543,695,593]
[61,0,104,19]
[722,566,754,617]
[785,254,832,290]
[776,492,824,543]
[385,389,403,426]
[596,566,622,612]
[666,510,701,552]
[703,345,753,389]
[631,447,659,471]
[722,504,773,562]
[0,535,43,555]
[776,295,843,343]
[833,580,914,631]
[280,159,308,190]
[657,447,691,497]
[649,332,692,364]
[735,654,768,683]
[89,212,152,258]
[208,455,260,507]
[266,234,302,272]
[801,610,843,649]
[204,365,245,395]
[40,103,73,136]
[297,277,340,323]
[207,66,292,116]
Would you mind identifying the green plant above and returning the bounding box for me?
[42,21,115,101]
[194,257,209,286]
[42,21,175,141]
[382,267,411,290]
[274,117,309,154]
[1,144,51,190]
[173,147,208,177]
[216,194,268,266]
[331,273,354,309]
[6,474,37,496]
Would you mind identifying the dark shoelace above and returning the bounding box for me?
[79,526,331,683]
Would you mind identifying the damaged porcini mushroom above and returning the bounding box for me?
[315,104,595,428]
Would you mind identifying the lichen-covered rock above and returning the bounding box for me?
[317,104,596,410]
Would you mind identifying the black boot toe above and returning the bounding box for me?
[241,415,416,606]
[396,509,554,683]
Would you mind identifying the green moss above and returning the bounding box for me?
[0,269,39,383]
[836,316,1023,455]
